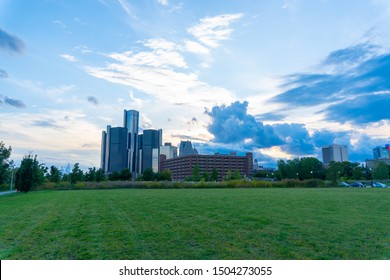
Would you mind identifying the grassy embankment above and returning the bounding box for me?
[0,188,389,259]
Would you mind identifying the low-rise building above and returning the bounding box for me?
[160,152,253,181]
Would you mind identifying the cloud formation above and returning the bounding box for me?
[83,36,236,106]
[205,100,388,164]
[207,101,284,148]
[187,13,243,48]
[87,96,98,105]
[272,43,390,125]
[0,95,26,108]
[61,54,78,62]
[0,28,26,54]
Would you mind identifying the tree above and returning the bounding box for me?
[95,168,106,182]
[85,167,97,182]
[372,162,390,180]
[160,170,172,181]
[299,157,325,180]
[351,165,364,180]
[15,154,45,192]
[202,171,210,182]
[142,168,155,181]
[0,141,12,185]
[119,168,132,181]
[108,171,120,181]
[48,165,61,183]
[70,163,84,184]
[231,170,242,180]
[326,161,343,185]
[210,168,218,181]
[192,164,201,181]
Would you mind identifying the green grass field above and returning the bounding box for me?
[0,188,389,260]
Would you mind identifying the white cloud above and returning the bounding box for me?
[187,13,244,48]
[144,38,177,51]
[61,54,78,62]
[157,0,168,6]
[83,43,236,108]
[0,110,101,168]
[182,40,210,55]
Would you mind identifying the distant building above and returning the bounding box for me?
[179,141,198,157]
[373,146,390,159]
[160,142,178,160]
[160,152,253,181]
[322,144,349,164]
[366,158,390,169]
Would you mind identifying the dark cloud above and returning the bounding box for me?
[0,69,8,78]
[323,43,377,65]
[323,93,390,124]
[0,28,26,54]
[312,130,350,148]
[207,101,284,148]
[271,43,390,124]
[0,95,26,108]
[171,134,206,142]
[32,120,62,129]
[272,123,315,155]
[87,96,98,105]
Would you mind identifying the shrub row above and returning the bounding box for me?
[35,178,328,191]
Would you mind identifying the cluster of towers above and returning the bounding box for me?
[100,109,198,176]
[101,110,161,176]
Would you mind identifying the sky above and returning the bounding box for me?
[1,0,390,169]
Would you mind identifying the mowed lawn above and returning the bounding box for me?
[0,188,389,260]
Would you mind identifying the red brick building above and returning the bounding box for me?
[160,153,253,181]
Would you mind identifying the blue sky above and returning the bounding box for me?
[1,0,389,169]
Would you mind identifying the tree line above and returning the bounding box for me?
[272,157,390,184]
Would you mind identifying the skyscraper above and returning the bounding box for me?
[138,129,162,173]
[179,141,198,157]
[123,110,139,173]
[373,146,390,159]
[322,144,349,164]
[101,125,128,173]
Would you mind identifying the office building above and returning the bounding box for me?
[101,126,128,173]
[123,110,139,173]
[160,152,253,181]
[138,129,162,174]
[322,144,349,164]
[373,146,390,159]
[179,141,198,157]
[160,143,178,160]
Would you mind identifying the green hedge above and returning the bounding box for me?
[34,178,329,191]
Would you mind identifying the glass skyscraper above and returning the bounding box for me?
[123,110,139,174]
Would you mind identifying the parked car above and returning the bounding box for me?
[339,182,351,187]
[349,182,365,188]
[372,182,387,188]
